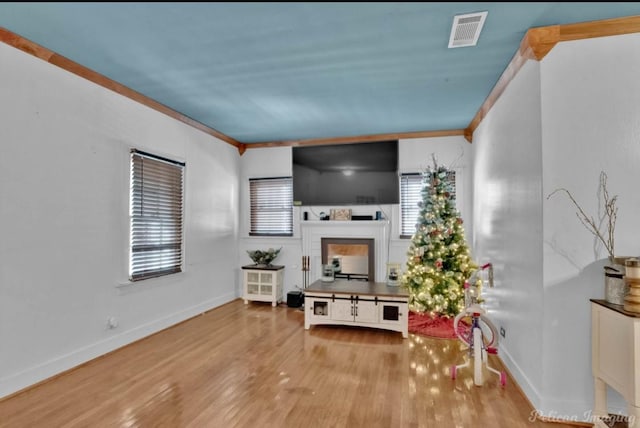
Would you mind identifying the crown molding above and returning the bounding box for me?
[0,26,459,154]
[245,129,466,149]
[0,27,245,154]
[5,14,640,151]
[465,15,640,142]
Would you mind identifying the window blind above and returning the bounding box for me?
[445,170,457,201]
[130,150,185,281]
[400,171,456,238]
[249,177,293,236]
[400,173,424,237]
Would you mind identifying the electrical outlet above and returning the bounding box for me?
[500,326,506,338]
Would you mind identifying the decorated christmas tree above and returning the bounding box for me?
[401,158,477,317]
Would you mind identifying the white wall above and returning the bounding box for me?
[0,43,240,398]
[473,31,640,421]
[238,137,472,296]
[472,59,545,408]
[238,147,304,294]
[540,33,640,418]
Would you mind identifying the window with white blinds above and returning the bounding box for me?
[130,150,185,281]
[400,173,424,237]
[249,177,293,236]
[400,171,456,238]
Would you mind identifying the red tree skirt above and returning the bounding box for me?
[408,310,458,339]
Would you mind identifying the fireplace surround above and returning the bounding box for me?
[301,220,389,283]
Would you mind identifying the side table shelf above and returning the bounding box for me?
[242,265,284,307]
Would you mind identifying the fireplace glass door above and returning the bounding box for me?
[321,238,374,281]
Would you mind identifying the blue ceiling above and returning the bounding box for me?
[2,2,640,144]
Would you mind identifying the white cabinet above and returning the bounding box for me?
[304,280,409,338]
[331,299,354,322]
[242,265,284,307]
[356,300,379,323]
[591,299,640,428]
[329,297,378,323]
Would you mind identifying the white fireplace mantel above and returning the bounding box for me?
[301,220,390,282]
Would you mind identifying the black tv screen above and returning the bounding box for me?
[292,140,399,206]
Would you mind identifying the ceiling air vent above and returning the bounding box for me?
[448,11,488,48]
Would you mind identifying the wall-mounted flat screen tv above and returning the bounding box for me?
[292,140,399,206]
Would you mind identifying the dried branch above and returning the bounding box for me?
[600,173,618,259]
[546,171,617,261]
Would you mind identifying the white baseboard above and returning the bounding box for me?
[500,345,627,424]
[0,293,235,399]
[498,345,542,410]
[537,396,627,424]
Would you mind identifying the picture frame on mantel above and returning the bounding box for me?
[330,208,352,221]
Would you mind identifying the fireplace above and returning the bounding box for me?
[321,238,375,281]
[300,219,389,283]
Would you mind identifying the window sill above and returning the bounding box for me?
[116,271,185,292]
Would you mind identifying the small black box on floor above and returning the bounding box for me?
[287,291,304,308]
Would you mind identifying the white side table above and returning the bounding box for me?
[591,299,640,428]
[242,265,284,307]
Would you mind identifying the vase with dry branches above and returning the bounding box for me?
[547,171,629,304]
[547,171,618,264]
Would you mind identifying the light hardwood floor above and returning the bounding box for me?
[0,299,582,428]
